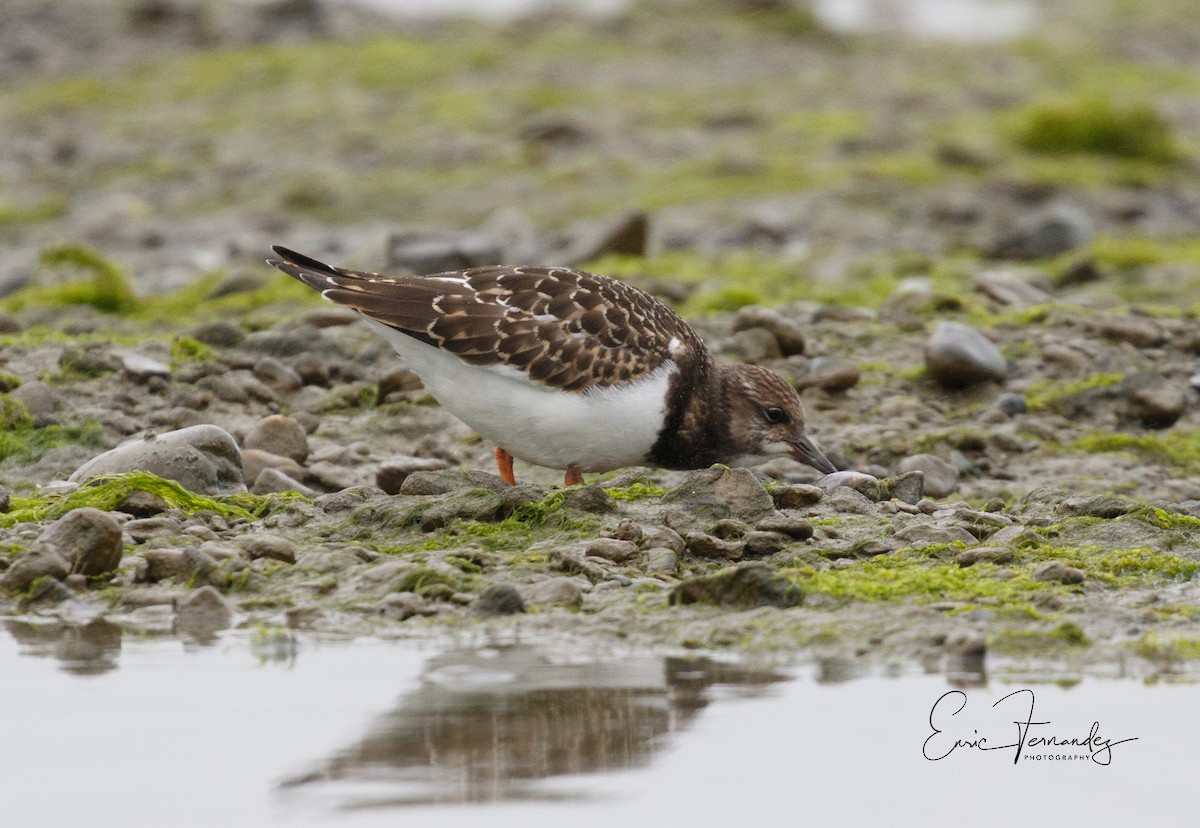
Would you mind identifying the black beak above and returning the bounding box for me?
[788,436,837,475]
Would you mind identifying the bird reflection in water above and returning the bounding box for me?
[283,646,788,807]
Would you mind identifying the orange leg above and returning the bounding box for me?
[494,447,516,486]
[564,464,584,486]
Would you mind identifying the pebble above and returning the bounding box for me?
[640,525,686,554]
[120,353,171,381]
[684,531,744,560]
[400,469,512,496]
[188,321,244,347]
[662,467,775,524]
[743,531,792,555]
[924,321,1008,389]
[644,547,678,577]
[944,629,987,657]
[732,306,807,356]
[957,546,1015,567]
[792,357,860,393]
[124,516,181,543]
[561,211,649,263]
[519,576,586,607]
[989,203,1092,260]
[669,561,803,609]
[895,454,959,498]
[881,470,925,504]
[892,523,977,546]
[39,508,124,577]
[973,269,1052,307]
[728,327,781,363]
[995,393,1027,416]
[375,455,452,495]
[0,549,70,593]
[234,534,296,564]
[242,414,309,464]
[1032,561,1085,584]
[241,448,307,488]
[1121,372,1186,428]
[252,467,318,497]
[144,548,190,582]
[755,511,814,539]
[1090,315,1166,348]
[11,380,66,419]
[817,471,880,501]
[773,483,823,509]
[174,585,234,637]
[585,538,640,563]
[472,584,526,616]
[252,357,303,391]
[70,424,246,496]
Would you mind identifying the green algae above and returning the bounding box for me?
[1024,372,1124,413]
[991,621,1091,655]
[0,403,106,466]
[1014,97,1177,162]
[0,472,304,528]
[170,336,213,367]
[1071,431,1200,470]
[604,482,667,501]
[3,245,138,315]
[1134,632,1200,662]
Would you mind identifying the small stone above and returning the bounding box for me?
[36,508,123,577]
[234,534,296,564]
[669,561,802,609]
[11,380,66,418]
[586,538,640,563]
[124,517,181,543]
[973,269,1051,307]
[242,415,309,464]
[944,629,986,657]
[644,547,678,577]
[732,306,806,356]
[188,321,244,347]
[70,425,245,496]
[562,211,649,263]
[375,455,452,495]
[925,321,1008,389]
[252,468,318,497]
[242,448,307,488]
[1122,372,1186,428]
[988,204,1092,260]
[773,483,823,509]
[116,490,169,518]
[472,584,526,616]
[729,327,781,363]
[895,454,959,498]
[400,469,511,495]
[387,230,503,273]
[0,550,70,593]
[144,548,190,582]
[893,523,978,546]
[755,511,814,539]
[0,484,9,513]
[793,357,860,393]
[252,357,303,391]
[174,585,234,636]
[1090,315,1166,348]
[519,576,585,607]
[995,393,1027,416]
[662,467,775,523]
[640,525,686,554]
[957,546,1015,567]
[560,485,616,514]
[743,531,792,555]
[684,532,744,560]
[880,470,925,504]
[817,471,880,501]
[1032,561,1085,584]
[381,592,434,621]
[120,353,171,381]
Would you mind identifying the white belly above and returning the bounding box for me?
[364,319,671,472]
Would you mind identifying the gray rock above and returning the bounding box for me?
[973,269,1052,307]
[1122,372,1186,428]
[36,508,123,577]
[472,584,526,616]
[562,211,649,263]
[925,322,1007,389]
[881,470,925,504]
[399,469,512,496]
[174,585,234,636]
[519,576,585,607]
[662,467,775,524]
[242,414,309,464]
[793,357,860,393]
[669,561,802,609]
[241,448,307,488]
[944,629,986,656]
[585,538,640,563]
[728,327,781,363]
[755,511,814,539]
[70,425,246,495]
[743,531,792,555]
[123,516,181,543]
[11,380,66,418]
[896,454,959,498]
[144,548,190,582]
[1032,561,1085,584]
[989,204,1092,260]
[773,483,823,509]
[252,467,318,497]
[0,550,70,593]
[893,523,978,546]
[387,230,503,273]
[234,534,296,564]
[732,306,806,356]
[381,592,435,621]
[0,484,8,513]
[188,321,244,347]
[644,547,678,577]
[376,455,451,495]
[957,546,1015,567]
[995,393,1027,416]
[684,532,745,560]
[640,525,686,554]
[120,353,170,381]
[1090,314,1166,348]
[252,356,303,391]
[817,471,880,500]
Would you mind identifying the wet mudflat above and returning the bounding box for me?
[1,624,1190,827]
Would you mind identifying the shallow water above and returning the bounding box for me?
[1,622,1192,827]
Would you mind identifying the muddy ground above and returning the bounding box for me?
[3,0,1200,680]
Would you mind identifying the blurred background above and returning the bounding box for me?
[3,0,1198,316]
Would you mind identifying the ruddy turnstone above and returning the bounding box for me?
[267,246,836,486]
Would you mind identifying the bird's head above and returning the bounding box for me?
[719,363,837,475]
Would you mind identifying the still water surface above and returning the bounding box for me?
[0,622,1192,827]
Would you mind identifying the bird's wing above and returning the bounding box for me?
[266,246,695,392]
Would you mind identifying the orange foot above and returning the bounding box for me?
[564,464,584,486]
[494,447,516,486]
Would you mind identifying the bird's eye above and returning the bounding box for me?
[764,407,790,425]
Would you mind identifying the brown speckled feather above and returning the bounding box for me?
[267,246,697,393]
